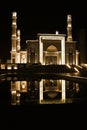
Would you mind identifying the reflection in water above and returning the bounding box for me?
[10,78,80,105]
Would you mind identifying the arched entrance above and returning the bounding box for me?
[38,33,66,65]
[44,45,58,65]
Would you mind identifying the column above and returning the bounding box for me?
[61,37,65,64]
[61,80,66,102]
[39,36,43,64]
[39,80,43,103]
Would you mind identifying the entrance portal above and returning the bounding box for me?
[38,33,66,65]
[45,45,57,65]
[45,56,57,65]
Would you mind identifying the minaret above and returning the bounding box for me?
[11,12,17,51]
[17,29,21,51]
[67,14,73,42]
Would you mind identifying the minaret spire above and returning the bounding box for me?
[67,14,73,42]
[11,11,17,51]
[17,29,21,51]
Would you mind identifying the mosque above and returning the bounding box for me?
[10,12,79,66]
[0,12,81,104]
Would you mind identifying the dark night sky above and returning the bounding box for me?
[0,0,87,61]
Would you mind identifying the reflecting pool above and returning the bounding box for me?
[0,76,87,105]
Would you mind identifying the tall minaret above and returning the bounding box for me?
[17,29,21,51]
[67,14,73,42]
[11,12,17,51]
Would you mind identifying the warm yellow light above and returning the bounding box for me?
[12,22,16,25]
[7,65,12,70]
[13,12,17,17]
[61,80,66,102]
[74,67,79,73]
[1,64,5,69]
[66,64,71,69]
[21,81,26,89]
[39,79,43,103]
[17,93,21,97]
[61,37,65,64]
[81,64,87,68]
[55,31,59,34]
[13,65,18,69]
[11,90,16,94]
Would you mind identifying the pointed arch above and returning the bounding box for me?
[47,45,57,52]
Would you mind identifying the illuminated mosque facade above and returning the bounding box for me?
[10,12,79,65]
[7,12,81,104]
